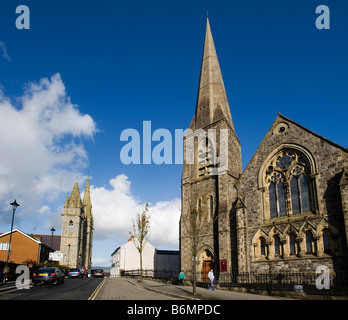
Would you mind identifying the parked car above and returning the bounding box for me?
[93,269,105,277]
[32,267,65,285]
[78,266,87,277]
[68,268,83,278]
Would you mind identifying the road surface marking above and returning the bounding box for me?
[88,278,107,300]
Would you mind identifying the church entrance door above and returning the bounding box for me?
[202,261,214,283]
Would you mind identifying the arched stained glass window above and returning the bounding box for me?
[265,149,314,218]
[290,176,300,214]
[277,181,286,217]
[300,175,310,212]
[269,182,277,219]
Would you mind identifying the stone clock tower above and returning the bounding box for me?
[60,178,94,271]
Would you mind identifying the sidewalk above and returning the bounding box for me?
[125,278,287,300]
[0,281,17,294]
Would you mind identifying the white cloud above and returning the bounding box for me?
[38,205,50,215]
[91,174,181,250]
[0,73,97,221]
[0,42,11,61]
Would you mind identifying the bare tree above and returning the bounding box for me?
[183,197,209,295]
[129,203,150,282]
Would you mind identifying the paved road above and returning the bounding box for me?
[0,277,104,300]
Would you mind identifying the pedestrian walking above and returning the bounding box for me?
[178,271,185,286]
[207,269,215,291]
[2,265,10,284]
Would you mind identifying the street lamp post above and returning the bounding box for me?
[50,227,56,252]
[67,244,71,267]
[6,200,20,264]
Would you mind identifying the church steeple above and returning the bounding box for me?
[82,177,91,207]
[191,18,235,131]
[69,181,81,207]
[64,193,69,208]
[60,178,93,271]
[181,18,242,279]
[83,177,93,220]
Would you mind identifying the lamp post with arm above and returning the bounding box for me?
[6,200,20,264]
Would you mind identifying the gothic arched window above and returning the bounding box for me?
[306,232,314,254]
[68,220,74,233]
[289,234,296,255]
[198,137,215,177]
[209,195,214,218]
[323,230,331,253]
[274,235,281,255]
[260,238,266,256]
[266,149,313,218]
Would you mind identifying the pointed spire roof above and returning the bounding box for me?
[64,193,69,208]
[69,181,82,207]
[83,177,91,206]
[191,18,235,131]
[83,177,93,220]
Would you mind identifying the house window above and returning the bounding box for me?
[266,150,313,218]
[0,242,10,251]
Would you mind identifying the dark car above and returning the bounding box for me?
[32,267,65,285]
[68,268,83,278]
[93,269,105,277]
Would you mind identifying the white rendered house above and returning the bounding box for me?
[110,240,179,278]
[110,240,156,277]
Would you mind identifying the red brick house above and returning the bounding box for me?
[0,229,53,264]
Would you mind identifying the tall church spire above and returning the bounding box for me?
[69,181,81,207]
[83,176,91,206]
[191,18,235,131]
[83,177,93,220]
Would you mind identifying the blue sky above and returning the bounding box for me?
[0,0,347,266]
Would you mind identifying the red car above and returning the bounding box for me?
[78,266,87,277]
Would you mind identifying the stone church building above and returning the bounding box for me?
[180,19,348,280]
[59,178,94,271]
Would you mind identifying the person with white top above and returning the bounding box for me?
[207,269,215,291]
